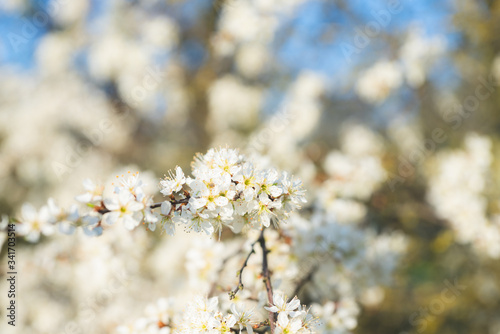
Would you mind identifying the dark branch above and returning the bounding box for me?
[229,237,260,299]
[97,197,190,215]
[209,244,244,297]
[229,324,270,333]
[258,228,275,334]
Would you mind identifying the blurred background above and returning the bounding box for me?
[1,0,500,333]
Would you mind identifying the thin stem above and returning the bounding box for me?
[258,228,275,334]
[209,245,244,297]
[229,238,259,299]
[97,198,189,215]
[229,324,270,333]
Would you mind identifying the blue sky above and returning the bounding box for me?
[0,0,458,70]
[0,0,462,125]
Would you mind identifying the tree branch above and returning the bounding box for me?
[209,244,244,297]
[229,237,259,299]
[258,228,275,334]
[229,323,270,333]
[97,197,189,215]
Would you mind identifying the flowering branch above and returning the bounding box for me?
[14,148,307,241]
[230,323,270,333]
[12,148,317,333]
[96,198,189,215]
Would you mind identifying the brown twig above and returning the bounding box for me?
[229,324,270,333]
[97,197,190,215]
[258,228,275,334]
[209,244,244,297]
[229,238,260,299]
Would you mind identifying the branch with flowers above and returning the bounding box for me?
[12,148,316,334]
[15,148,306,238]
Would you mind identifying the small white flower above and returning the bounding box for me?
[144,207,159,231]
[255,194,275,228]
[102,192,144,230]
[230,303,254,334]
[275,312,303,334]
[114,171,145,199]
[16,203,55,242]
[160,166,186,196]
[75,178,103,203]
[46,198,79,235]
[160,201,176,236]
[81,215,102,236]
[182,206,214,235]
[144,297,175,326]
[256,169,283,198]
[265,293,301,317]
[280,172,307,212]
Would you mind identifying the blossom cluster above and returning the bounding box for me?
[15,172,152,241]
[158,148,306,236]
[177,296,255,334]
[117,293,315,334]
[14,148,306,242]
[427,134,500,258]
[265,293,316,334]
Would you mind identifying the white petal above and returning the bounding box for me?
[21,203,37,222]
[229,217,244,233]
[207,297,219,311]
[26,230,41,243]
[161,201,172,215]
[123,215,139,230]
[82,178,95,191]
[287,298,300,311]
[75,193,92,203]
[103,198,120,211]
[175,166,185,181]
[41,224,55,236]
[202,221,215,235]
[265,306,279,313]
[82,215,99,226]
[190,197,207,209]
[59,222,76,235]
[47,198,59,214]
[289,318,302,332]
[38,206,52,223]
[261,214,271,227]
[226,315,237,327]
[277,312,289,328]
[127,201,144,212]
[270,186,283,197]
[84,225,103,236]
[103,212,120,225]
[163,221,176,236]
[118,191,134,205]
[148,221,156,231]
[274,294,285,308]
[215,196,229,207]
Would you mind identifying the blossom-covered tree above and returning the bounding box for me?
[2,0,500,333]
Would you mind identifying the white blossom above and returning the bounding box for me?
[16,203,55,242]
[103,192,145,230]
